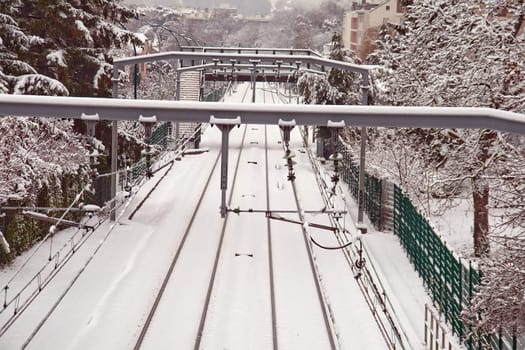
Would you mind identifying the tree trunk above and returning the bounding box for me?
[473,178,490,257]
[472,129,496,258]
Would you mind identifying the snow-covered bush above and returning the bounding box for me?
[0,117,91,263]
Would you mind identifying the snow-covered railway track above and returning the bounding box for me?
[133,84,252,350]
[132,148,222,349]
[285,147,339,350]
[192,85,276,349]
[195,85,338,349]
[270,82,338,349]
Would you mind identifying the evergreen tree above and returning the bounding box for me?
[0,0,67,95]
[298,33,361,105]
[0,0,142,263]
[13,0,141,97]
[297,33,363,156]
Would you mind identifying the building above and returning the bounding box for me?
[342,0,404,58]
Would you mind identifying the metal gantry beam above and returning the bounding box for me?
[114,51,373,75]
[2,95,525,133]
[179,46,323,58]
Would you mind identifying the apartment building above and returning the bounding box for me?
[342,0,404,58]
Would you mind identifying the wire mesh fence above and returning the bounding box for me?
[337,142,382,229]
[393,185,521,350]
[335,140,521,350]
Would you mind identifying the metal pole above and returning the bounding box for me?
[251,67,256,103]
[357,72,369,226]
[176,72,181,101]
[175,60,181,155]
[111,67,119,221]
[250,59,259,103]
[295,61,301,104]
[219,125,233,217]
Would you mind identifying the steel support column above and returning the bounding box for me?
[175,59,181,155]
[211,116,241,218]
[250,60,260,103]
[357,73,370,227]
[111,68,119,221]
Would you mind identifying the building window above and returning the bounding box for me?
[351,31,358,44]
[386,5,390,10]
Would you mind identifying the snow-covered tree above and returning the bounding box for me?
[368,0,525,258]
[298,33,361,105]
[298,33,363,156]
[365,0,525,336]
[0,0,143,264]
[0,116,91,261]
[463,236,525,340]
[0,1,68,95]
[12,0,141,97]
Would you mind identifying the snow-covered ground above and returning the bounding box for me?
[0,83,435,350]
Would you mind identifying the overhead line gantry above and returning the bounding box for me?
[1,48,525,220]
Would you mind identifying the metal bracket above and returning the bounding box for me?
[278,118,296,148]
[81,113,99,137]
[81,113,100,168]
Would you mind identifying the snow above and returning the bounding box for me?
[46,50,67,68]
[92,64,109,90]
[81,204,101,213]
[0,82,437,349]
[0,231,10,254]
[12,74,69,96]
[75,20,94,46]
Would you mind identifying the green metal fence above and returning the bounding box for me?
[336,139,521,350]
[118,122,170,189]
[337,143,382,229]
[151,122,169,148]
[394,185,476,336]
[393,185,521,350]
[202,84,228,102]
